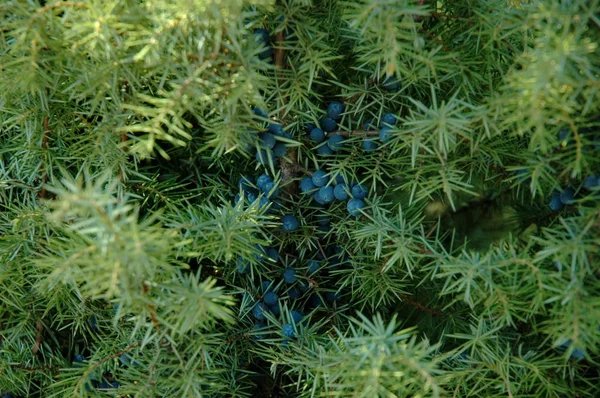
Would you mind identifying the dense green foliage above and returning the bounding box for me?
[0,0,599,397]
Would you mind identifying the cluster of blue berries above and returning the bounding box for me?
[546,174,599,211]
[299,171,367,216]
[306,101,397,156]
[232,96,402,348]
[549,187,575,211]
[233,104,365,345]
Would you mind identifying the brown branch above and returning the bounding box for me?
[425,222,438,239]
[275,31,286,75]
[32,319,44,355]
[335,130,380,138]
[315,239,328,261]
[399,293,445,316]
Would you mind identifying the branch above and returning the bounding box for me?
[32,319,44,355]
[399,293,445,316]
[335,130,379,138]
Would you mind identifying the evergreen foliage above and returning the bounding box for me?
[1,0,599,397]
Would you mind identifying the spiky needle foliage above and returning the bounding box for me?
[0,0,599,397]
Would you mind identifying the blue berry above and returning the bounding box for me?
[310,127,325,143]
[553,261,563,271]
[253,106,268,119]
[318,186,335,203]
[246,190,258,203]
[252,303,266,320]
[258,43,275,59]
[257,173,273,191]
[283,268,297,283]
[258,196,270,209]
[362,139,378,152]
[312,170,329,187]
[327,101,344,120]
[239,175,254,191]
[119,353,131,366]
[259,132,276,148]
[98,379,120,389]
[327,134,345,151]
[382,113,396,126]
[270,200,282,211]
[264,292,278,306]
[558,128,570,143]
[334,184,349,200]
[317,224,330,235]
[253,244,266,261]
[516,168,531,185]
[559,339,586,360]
[307,260,321,274]
[549,190,564,211]
[363,119,376,130]
[265,247,279,263]
[254,28,270,44]
[288,286,301,299]
[263,181,280,199]
[321,117,337,132]
[583,175,599,190]
[255,148,272,164]
[236,257,250,274]
[282,323,296,338]
[334,174,345,184]
[74,354,85,364]
[305,122,315,132]
[379,126,392,143]
[325,291,341,302]
[316,144,333,155]
[347,198,365,216]
[382,75,400,91]
[313,192,327,205]
[253,322,267,340]
[88,314,98,330]
[571,348,586,360]
[310,294,324,307]
[258,48,272,62]
[268,123,284,135]
[282,214,299,231]
[351,183,368,200]
[560,187,575,205]
[272,142,287,157]
[269,302,281,317]
[300,177,316,193]
[290,311,303,324]
[262,280,274,292]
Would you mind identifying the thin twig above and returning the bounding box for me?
[32,319,44,355]
[315,239,328,261]
[426,222,438,239]
[399,293,445,316]
[335,129,380,138]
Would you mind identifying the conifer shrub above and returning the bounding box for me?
[0,1,599,397]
